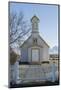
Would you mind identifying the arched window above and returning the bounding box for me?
[33,38,37,44]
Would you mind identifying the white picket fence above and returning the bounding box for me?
[10,62,58,84]
[19,64,58,83]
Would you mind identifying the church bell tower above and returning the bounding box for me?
[31,15,39,34]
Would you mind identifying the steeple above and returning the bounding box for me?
[31,15,39,33]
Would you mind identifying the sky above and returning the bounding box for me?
[9,2,58,48]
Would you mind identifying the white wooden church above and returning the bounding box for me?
[10,15,58,85]
[20,15,49,63]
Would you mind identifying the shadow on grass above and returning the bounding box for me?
[9,80,59,88]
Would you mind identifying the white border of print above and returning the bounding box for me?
[0,0,61,90]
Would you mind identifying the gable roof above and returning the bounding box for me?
[38,35,49,47]
[20,35,31,48]
[20,34,49,48]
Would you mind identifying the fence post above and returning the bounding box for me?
[51,62,56,82]
[14,61,20,84]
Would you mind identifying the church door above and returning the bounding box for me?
[32,49,39,62]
